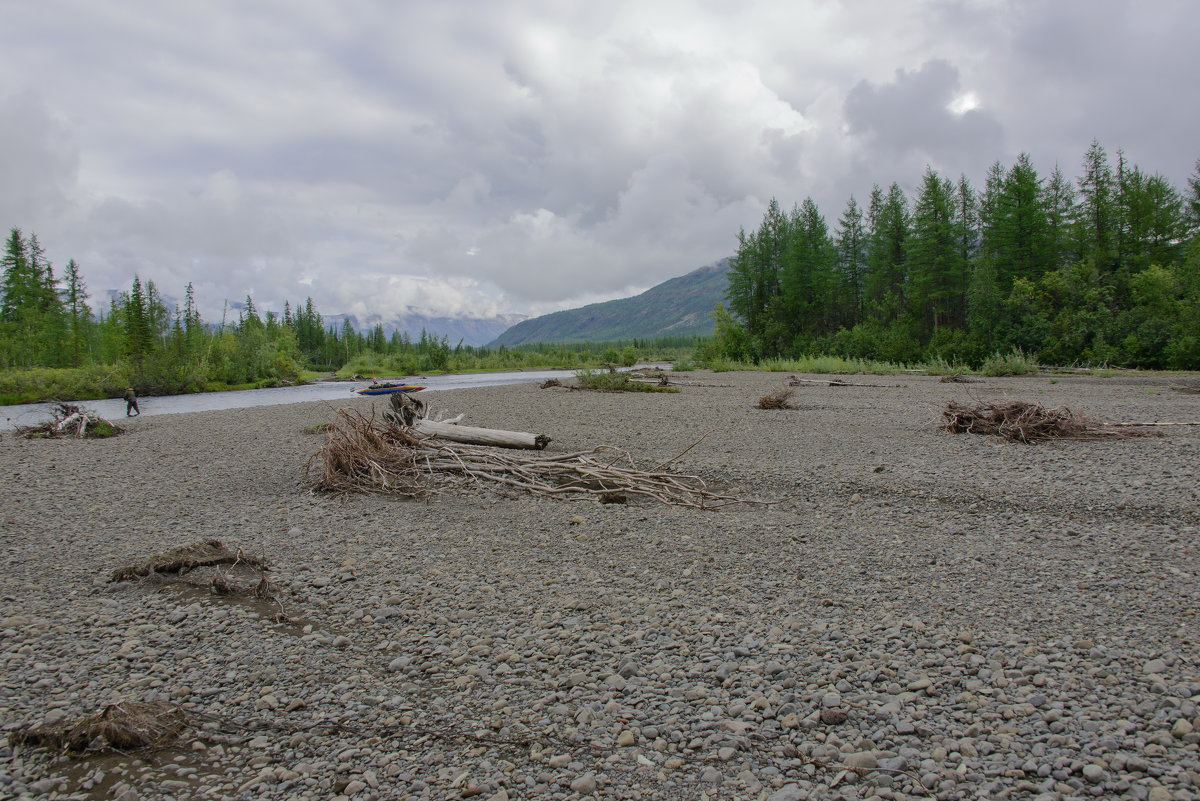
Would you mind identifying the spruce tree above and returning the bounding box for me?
[1042,166,1077,271]
[1187,158,1200,235]
[0,228,30,322]
[1077,140,1118,272]
[778,198,836,348]
[835,196,867,328]
[62,259,91,367]
[907,168,959,336]
[863,184,909,322]
[125,276,155,361]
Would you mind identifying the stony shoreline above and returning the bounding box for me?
[2,370,1198,800]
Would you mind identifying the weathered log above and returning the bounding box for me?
[413,419,551,450]
[386,391,550,450]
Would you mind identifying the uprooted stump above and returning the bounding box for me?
[307,408,775,509]
[110,539,265,583]
[8,701,187,754]
[942,400,1136,443]
[17,403,123,439]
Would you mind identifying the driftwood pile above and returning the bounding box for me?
[8,701,187,754]
[17,403,122,439]
[942,400,1133,443]
[307,408,767,509]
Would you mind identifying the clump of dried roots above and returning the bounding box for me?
[307,409,772,509]
[942,400,1133,443]
[8,702,187,754]
[110,539,265,583]
[306,408,429,496]
[758,383,797,410]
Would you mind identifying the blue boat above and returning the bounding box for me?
[354,382,426,396]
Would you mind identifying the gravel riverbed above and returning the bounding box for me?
[1,370,1198,801]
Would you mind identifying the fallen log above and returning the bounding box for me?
[786,375,899,388]
[385,391,550,450]
[1100,421,1200,427]
[413,418,551,450]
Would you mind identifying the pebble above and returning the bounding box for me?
[3,374,1199,801]
[844,752,878,770]
[569,773,597,794]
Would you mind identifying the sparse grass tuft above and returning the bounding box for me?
[575,369,679,393]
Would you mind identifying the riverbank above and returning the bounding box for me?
[2,371,1198,800]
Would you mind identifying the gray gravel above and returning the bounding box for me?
[2,370,1198,800]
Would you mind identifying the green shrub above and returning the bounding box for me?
[0,365,126,404]
[670,359,696,372]
[980,348,1039,376]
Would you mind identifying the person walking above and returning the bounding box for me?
[123,387,140,417]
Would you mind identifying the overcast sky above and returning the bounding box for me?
[2,0,1197,322]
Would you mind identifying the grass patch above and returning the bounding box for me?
[575,369,679,393]
[304,422,336,435]
[921,357,971,377]
[698,354,904,375]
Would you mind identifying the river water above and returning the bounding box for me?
[0,366,672,431]
[0,368,616,431]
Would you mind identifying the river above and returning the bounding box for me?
[0,368,642,431]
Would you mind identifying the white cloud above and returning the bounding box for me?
[0,0,1197,325]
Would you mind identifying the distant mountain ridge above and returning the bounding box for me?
[323,311,527,347]
[489,259,731,346]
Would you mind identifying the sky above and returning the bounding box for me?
[1,0,1197,324]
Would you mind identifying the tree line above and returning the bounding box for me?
[0,229,494,397]
[720,142,1200,368]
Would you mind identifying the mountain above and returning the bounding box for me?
[324,311,528,347]
[489,259,731,346]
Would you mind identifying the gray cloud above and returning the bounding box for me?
[1,1,1197,322]
[844,59,1006,183]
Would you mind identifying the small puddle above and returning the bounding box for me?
[54,749,227,800]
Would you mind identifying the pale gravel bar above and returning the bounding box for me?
[1,371,1198,800]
